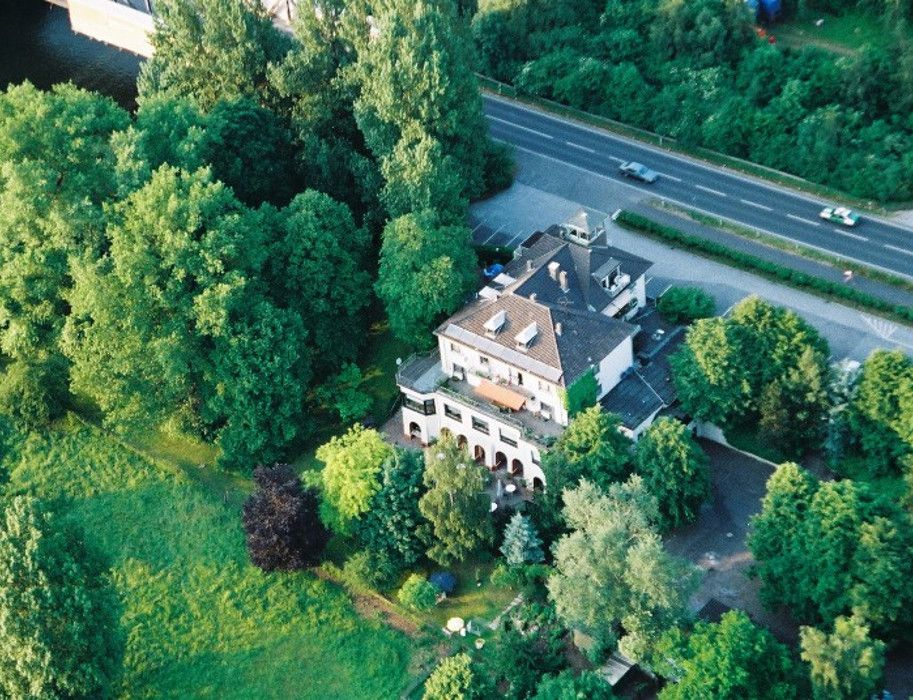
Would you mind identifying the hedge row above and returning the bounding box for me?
[615,210,913,325]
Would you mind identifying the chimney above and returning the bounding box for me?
[526,259,533,272]
[529,293,537,302]
[559,270,569,292]
[555,322,562,336]
[548,261,560,280]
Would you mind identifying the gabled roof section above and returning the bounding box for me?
[439,294,563,383]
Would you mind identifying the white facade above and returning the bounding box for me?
[440,337,568,427]
[399,385,547,488]
[595,337,634,398]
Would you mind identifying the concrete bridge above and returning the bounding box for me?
[47,0,299,58]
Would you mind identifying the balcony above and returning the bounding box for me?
[396,351,445,395]
[439,377,562,446]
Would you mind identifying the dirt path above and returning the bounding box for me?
[312,568,422,637]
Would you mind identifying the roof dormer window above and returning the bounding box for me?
[515,322,538,351]
[483,310,506,337]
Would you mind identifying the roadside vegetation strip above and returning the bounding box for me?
[477,76,899,215]
[615,210,913,327]
[651,199,913,295]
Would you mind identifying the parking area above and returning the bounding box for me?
[470,182,610,249]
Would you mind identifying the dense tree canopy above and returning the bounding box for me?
[533,407,632,540]
[656,286,716,325]
[672,297,830,456]
[548,478,696,662]
[376,211,479,347]
[532,670,614,699]
[419,433,493,565]
[473,0,913,201]
[353,0,492,200]
[658,611,804,699]
[845,349,913,476]
[139,0,290,110]
[242,464,329,570]
[635,417,710,530]
[0,83,128,420]
[0,495,122,699]
[800,615,886,700]
[63,167,311,470]
[749,463,913,641]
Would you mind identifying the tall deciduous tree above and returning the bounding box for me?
[658,611,804,699]
[419,432,493,565]
[0,83,128,417]
[749,463,913,640]
[532,407,632,540]
[317,425,393,534]
[847,349,913,475]
[532,670,614,699]
[635,417,710,530]
[266,189,372,373]
[139,0,290,110]
[800,615,886,700]
[353,0,492,200]
[0,495,122,699]
[376,211,478,347]
[63,166,311,470]
[242,464,328,570]
[548,478,696,662]
[671,317,751,426]
[357,449,430,572]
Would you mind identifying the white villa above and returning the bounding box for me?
[396,212,681,489]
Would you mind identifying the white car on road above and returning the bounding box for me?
[819,206,860,227]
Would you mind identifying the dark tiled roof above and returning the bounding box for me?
[506,228,652,314]
[638,326,685,404]
[600,372,665,430]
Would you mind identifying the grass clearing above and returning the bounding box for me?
[774,11,888,54]
[2,414,414,698]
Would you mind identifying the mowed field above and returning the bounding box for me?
[1,415,414,699]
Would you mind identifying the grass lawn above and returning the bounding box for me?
[425,557,518,628]
[773,11,888,53]
[2,414,415,699]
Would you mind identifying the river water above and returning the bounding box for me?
[0,2,141,108]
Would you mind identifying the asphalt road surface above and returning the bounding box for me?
[483,94,913,278]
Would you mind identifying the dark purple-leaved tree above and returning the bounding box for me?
[242,464,328,570]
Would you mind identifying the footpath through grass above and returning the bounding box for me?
[2,415,414,699]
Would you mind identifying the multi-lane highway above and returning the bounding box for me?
[483,94,913,279]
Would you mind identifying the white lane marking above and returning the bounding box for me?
[695,185,727,197]
[608,155,625,163]
[883,243,913,257]
[739,198,773,211]
[786,213,821,227]
[488,115,553,139]
[656,172,682,182]
[565,141,595,153]
[832,228,868,241]
[482,225,505,245]
[861,314,898,341]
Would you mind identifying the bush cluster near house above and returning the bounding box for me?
[472,0,913,201]
[657,286,716,325]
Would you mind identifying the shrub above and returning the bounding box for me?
[658,286,716,324]
[397,573,440,611]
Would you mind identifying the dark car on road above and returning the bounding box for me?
[618,161,659,184]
